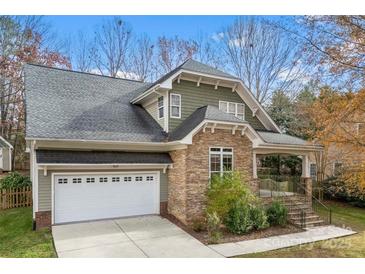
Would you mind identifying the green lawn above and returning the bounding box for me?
[0,207,56,258]
[239,201,365,258]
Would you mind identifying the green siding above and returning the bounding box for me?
[37,169,168,212]
[168,80,266,132]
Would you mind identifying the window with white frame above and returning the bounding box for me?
[209,147,233,178]
[158,96,164,119]
[72,178,82,184]
[112,177,120,182]
[86,177,95,183]
[99,177,108,183]
[334,162,343,177]
[219,101,245,120]
[170,93,181,118]
[310,163,317,180]
[58,178,68,184]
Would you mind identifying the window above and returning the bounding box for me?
[99,177,108,183]
[158,96,164,119]
[209,147,233,178]
[310,163,317,180]
[124,176,132,182]
[135,176,143,182]
[334,162,343,177]
[170,93,181,118]
[86,177,95,183]
[219,101,245,120]
[146,176,154,182]
[112,177,120,182]
[58,178,68,184]
[72,178,82,184]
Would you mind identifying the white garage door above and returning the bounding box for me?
[54,172,160,224]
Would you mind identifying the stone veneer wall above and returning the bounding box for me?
[168,128,256,225]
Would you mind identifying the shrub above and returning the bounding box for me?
[250,204,270,230]
[224,200,253,234]
[322,176,365,207]
[266,200,288,226]
[206,171,255,220]
[0,172,32,189]
[206,211,222,244]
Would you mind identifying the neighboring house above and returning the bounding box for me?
[0,136,13,172]
[24,59,320,229]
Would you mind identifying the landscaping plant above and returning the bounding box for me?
[225,200,253,234]
[206,171,255,220]
[250,204,270,230]
[0,172,32,189]
[206,211,222,244]
[266,200,288,226]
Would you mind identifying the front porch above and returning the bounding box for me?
[252,150,331,228]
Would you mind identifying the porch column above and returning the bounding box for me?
[252,152,258,179]
[301,154,310,178]
[301,154,312,205]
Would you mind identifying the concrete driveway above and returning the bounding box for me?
[52,215,222,258]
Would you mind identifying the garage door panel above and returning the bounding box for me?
[54,173,159,224]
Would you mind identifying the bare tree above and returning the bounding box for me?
[0,16,70,169]
[91,17,132,77]
[73,31,92,73]
[129,34,154,82]
[193,33,224,71]
[221,17,308,104]
[156,36,198,76]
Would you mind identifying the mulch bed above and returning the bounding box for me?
[164,214,303,245]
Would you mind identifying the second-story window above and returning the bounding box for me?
[158,96,164,119]
[170,93,181,118]
[219,101,245,120]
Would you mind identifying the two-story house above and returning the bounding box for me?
[25,59,320,229]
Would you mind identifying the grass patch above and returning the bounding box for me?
[238,201,365,258]
[0,207,56,258]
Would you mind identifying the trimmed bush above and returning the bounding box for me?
[266,200,288,226]
[206,171,255,220]
[224,200,253,234]
[250,204,270,230]
[0,172,32,189]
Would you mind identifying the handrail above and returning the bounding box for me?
[294,180,332,225]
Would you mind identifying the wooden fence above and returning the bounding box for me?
[0,187,32,209]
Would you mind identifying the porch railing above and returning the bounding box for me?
[258,175,301,198]
[258,175,332,227]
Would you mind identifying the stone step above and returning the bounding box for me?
[293,219,325,228]
[290,215,322,222]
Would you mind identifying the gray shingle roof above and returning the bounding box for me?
[131,59,238,101]
[257,131,308,145]
[169,105,247,141]
[36,150,172,164]
[0,137,11,148]
[25,64,167,142]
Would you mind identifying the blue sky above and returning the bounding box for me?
[45,15,284,42]
[46,16,237,40]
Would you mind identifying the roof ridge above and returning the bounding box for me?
[25,63,149,84]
